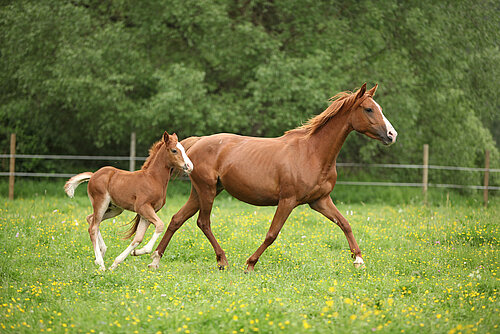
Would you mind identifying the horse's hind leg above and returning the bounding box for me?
[149,187,200,269]
[309,196,364,268]
[109,217,149,270]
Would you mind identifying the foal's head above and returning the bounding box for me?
[158,132,194,174]
[349,83,397,145]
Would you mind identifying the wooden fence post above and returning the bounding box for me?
[483,150,490,208]
[129,132,136,172]
[9,133,16,200]
[422,144,429,205]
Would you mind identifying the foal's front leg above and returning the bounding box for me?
[132,205,165,257]
[109,217,149,270]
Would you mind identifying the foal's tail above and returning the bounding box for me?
[123,214,141,239]
[64,172,93,198]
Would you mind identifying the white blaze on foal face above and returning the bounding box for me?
[176,142,193,173]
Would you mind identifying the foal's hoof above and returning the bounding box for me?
[218,265,226,271]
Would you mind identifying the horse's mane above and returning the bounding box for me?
[141,140,164,170]
[286,89,361,136]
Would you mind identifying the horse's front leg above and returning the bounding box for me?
[246,198,296,272]
[309,196,365,268]
[109,217,149,270]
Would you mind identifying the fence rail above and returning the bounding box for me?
[2,133,497,206]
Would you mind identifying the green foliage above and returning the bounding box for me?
[0,0,498,187]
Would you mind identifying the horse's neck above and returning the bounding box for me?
[309,112,352,170]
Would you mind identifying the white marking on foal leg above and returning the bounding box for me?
[176,142,194,173]
[353,256,365,269]
[109,241,140,270]
[93,231,106,271]
[132,232,162,256]
[97,231,107,258]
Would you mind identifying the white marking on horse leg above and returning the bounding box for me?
[148,251,161,269]
[176,142,194,173]
[353,256,365,269]
[109,241,140,270]
[133,232,162,256]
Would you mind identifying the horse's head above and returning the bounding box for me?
[162,131,194,174]
[349,83,397,145]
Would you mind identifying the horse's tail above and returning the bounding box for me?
[123,214,141,239]
[172,136,202,179]
[64,172,93,198]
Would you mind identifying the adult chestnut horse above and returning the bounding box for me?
[149,83,397,271]
[65,132,193,271]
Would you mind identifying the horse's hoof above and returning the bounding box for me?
[218,265,226,271]
[99,266,106,271]
[353,256,365,269]
[354,262,366,269]
[148,263,159,270]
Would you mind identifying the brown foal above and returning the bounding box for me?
[64,132,193,271]
[149,83,397,272]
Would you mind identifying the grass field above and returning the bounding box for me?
[0,181,498,333]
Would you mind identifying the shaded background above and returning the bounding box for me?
[1,0,498,188]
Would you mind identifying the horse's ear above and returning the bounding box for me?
[172,133,178,142]
[367,84,378,97]
[163,131,170,144]
[356,83,367,100]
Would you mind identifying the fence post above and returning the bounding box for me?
[483,150,490,208]
[129,132,136,172]
[9,133,16,200]
[422,144,429,204]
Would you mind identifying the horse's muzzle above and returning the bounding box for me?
[383,128,398,145]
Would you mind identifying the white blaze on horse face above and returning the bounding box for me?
[176,142,194,173]
[373,100,397,144]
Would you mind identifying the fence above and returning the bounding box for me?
[2,134,499,206]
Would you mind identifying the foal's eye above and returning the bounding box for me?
[171,149,178,154]
[365,108,373,113]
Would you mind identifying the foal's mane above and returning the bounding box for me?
[287,89,363,136]
[141,140,164,170]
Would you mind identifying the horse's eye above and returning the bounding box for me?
[171,149,178,154]
[365,108,373,113]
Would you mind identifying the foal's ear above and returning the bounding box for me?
[163,131,171,144]
[355,83,367,100]
[367,84,378,97]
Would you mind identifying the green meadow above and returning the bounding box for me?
[0,181,498,333]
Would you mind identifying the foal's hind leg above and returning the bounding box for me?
[86,205,123,258]
[88,195,111,271]
[149,188,200,269]
[309,196,364,268]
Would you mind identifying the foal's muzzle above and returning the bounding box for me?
[183,163,193,174]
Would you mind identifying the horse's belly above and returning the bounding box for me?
[220,175,279,206]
